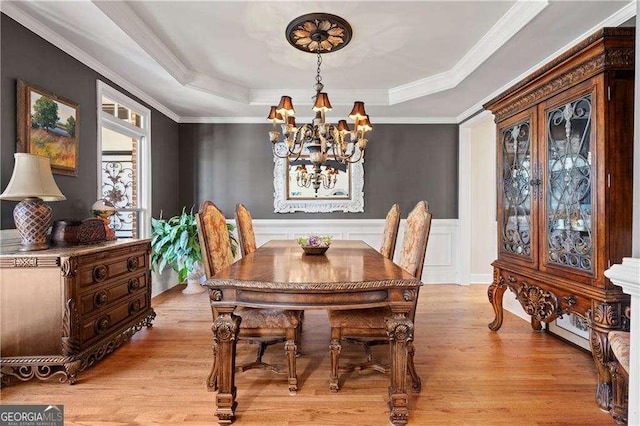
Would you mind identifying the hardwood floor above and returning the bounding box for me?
[1,284,615,425]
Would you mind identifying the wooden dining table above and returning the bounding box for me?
[205,239,422,425]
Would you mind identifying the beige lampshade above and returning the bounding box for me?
[0,153,66,201]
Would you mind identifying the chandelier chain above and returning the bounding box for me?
[315,51,323,87]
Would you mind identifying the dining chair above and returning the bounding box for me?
[196,200,302,394]
[380,203,401,260]
[235,203,257,257]
[327,200,432,393]
[235,203,304,356]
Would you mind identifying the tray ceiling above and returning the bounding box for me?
[2,1,635,122]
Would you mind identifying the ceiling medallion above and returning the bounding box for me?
[285,13,353,54]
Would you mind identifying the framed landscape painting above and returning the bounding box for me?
[17,80,79,176]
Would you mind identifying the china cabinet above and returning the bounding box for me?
[484,28,634,412]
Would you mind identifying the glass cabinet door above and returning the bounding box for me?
[499,118,534,263]
[544,94,593,273]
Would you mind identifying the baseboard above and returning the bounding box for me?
[469,273,492,284]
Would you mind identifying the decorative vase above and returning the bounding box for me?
[182,261,206,294]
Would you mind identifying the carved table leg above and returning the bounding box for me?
[407,341,421,393]
[386,311,413,426]
[206,341,219,391]
[589,302,623,412]
[213,306,240,425]
[488,269,507,331]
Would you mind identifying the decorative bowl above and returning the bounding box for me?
[297,235,332,255]
[301,246,329,255]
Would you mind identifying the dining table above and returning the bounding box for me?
[205,239,422,425]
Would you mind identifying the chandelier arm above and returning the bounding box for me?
[272,144,292,159]
[341,147,365,164]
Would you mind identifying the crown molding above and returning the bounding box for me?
[92,0,250,104]
[92,0,190,84]
[179,116,458,124]
[454,0,637,124]
[1,1,180,122]
[388,0,549,105]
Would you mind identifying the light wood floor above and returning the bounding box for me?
[1,284,615,425]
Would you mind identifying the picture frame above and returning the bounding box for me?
[546,313,590,351]
[17,80,79,176]
[273,146,364,213]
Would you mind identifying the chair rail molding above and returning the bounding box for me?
[230,218,458,284]
[605,257,640,426]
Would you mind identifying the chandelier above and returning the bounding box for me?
[267,13,372,195]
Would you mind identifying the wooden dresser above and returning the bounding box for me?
[484,28,634,412]
[0,239,155,386]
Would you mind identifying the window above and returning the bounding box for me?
[97,81,151,238]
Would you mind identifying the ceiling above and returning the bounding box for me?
[2,1,635,123]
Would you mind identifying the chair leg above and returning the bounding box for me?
[295,321,303,357]
[285,328,298,395]
[329,327,341,393]
[407,341,421,393]
[206,341,218,391]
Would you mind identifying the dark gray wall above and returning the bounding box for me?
[178,123,458,219]
[1,14,180,228]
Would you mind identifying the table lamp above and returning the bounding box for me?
[0,153,66,251]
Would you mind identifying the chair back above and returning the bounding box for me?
[235,203,257,257]
[195,201,235,278]
[380,203,400,260]
[399,201,432,281]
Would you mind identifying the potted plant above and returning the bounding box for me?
[151,207,238,294]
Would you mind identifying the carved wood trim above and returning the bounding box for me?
[0,257,58,268]
[0,364,68,387]
[61,257,78,278]
[209,288,223,302]
[62,299,81,357]
[207,279,421,291]
[484,28,634,113]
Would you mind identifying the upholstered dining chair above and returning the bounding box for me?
[235,203,257,257]
[380,203,401,260]
[196,200,302,394]
[235,203,304,355]
[327,200,432,393]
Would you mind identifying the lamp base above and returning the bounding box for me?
[14,197,53,252]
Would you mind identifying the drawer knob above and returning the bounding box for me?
[94,291,108,307]
[128,278,140,293]
[129,300,141,315]
[93,265,108,282]
[96,317,110,333]
[127,257,139,271]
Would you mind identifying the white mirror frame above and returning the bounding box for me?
[273,154,364,213]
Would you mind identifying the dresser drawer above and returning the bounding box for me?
[76,247,148,290]
[79,272,148,317]
[80,294,149,346]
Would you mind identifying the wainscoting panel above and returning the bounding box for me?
[235,219,458,284]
